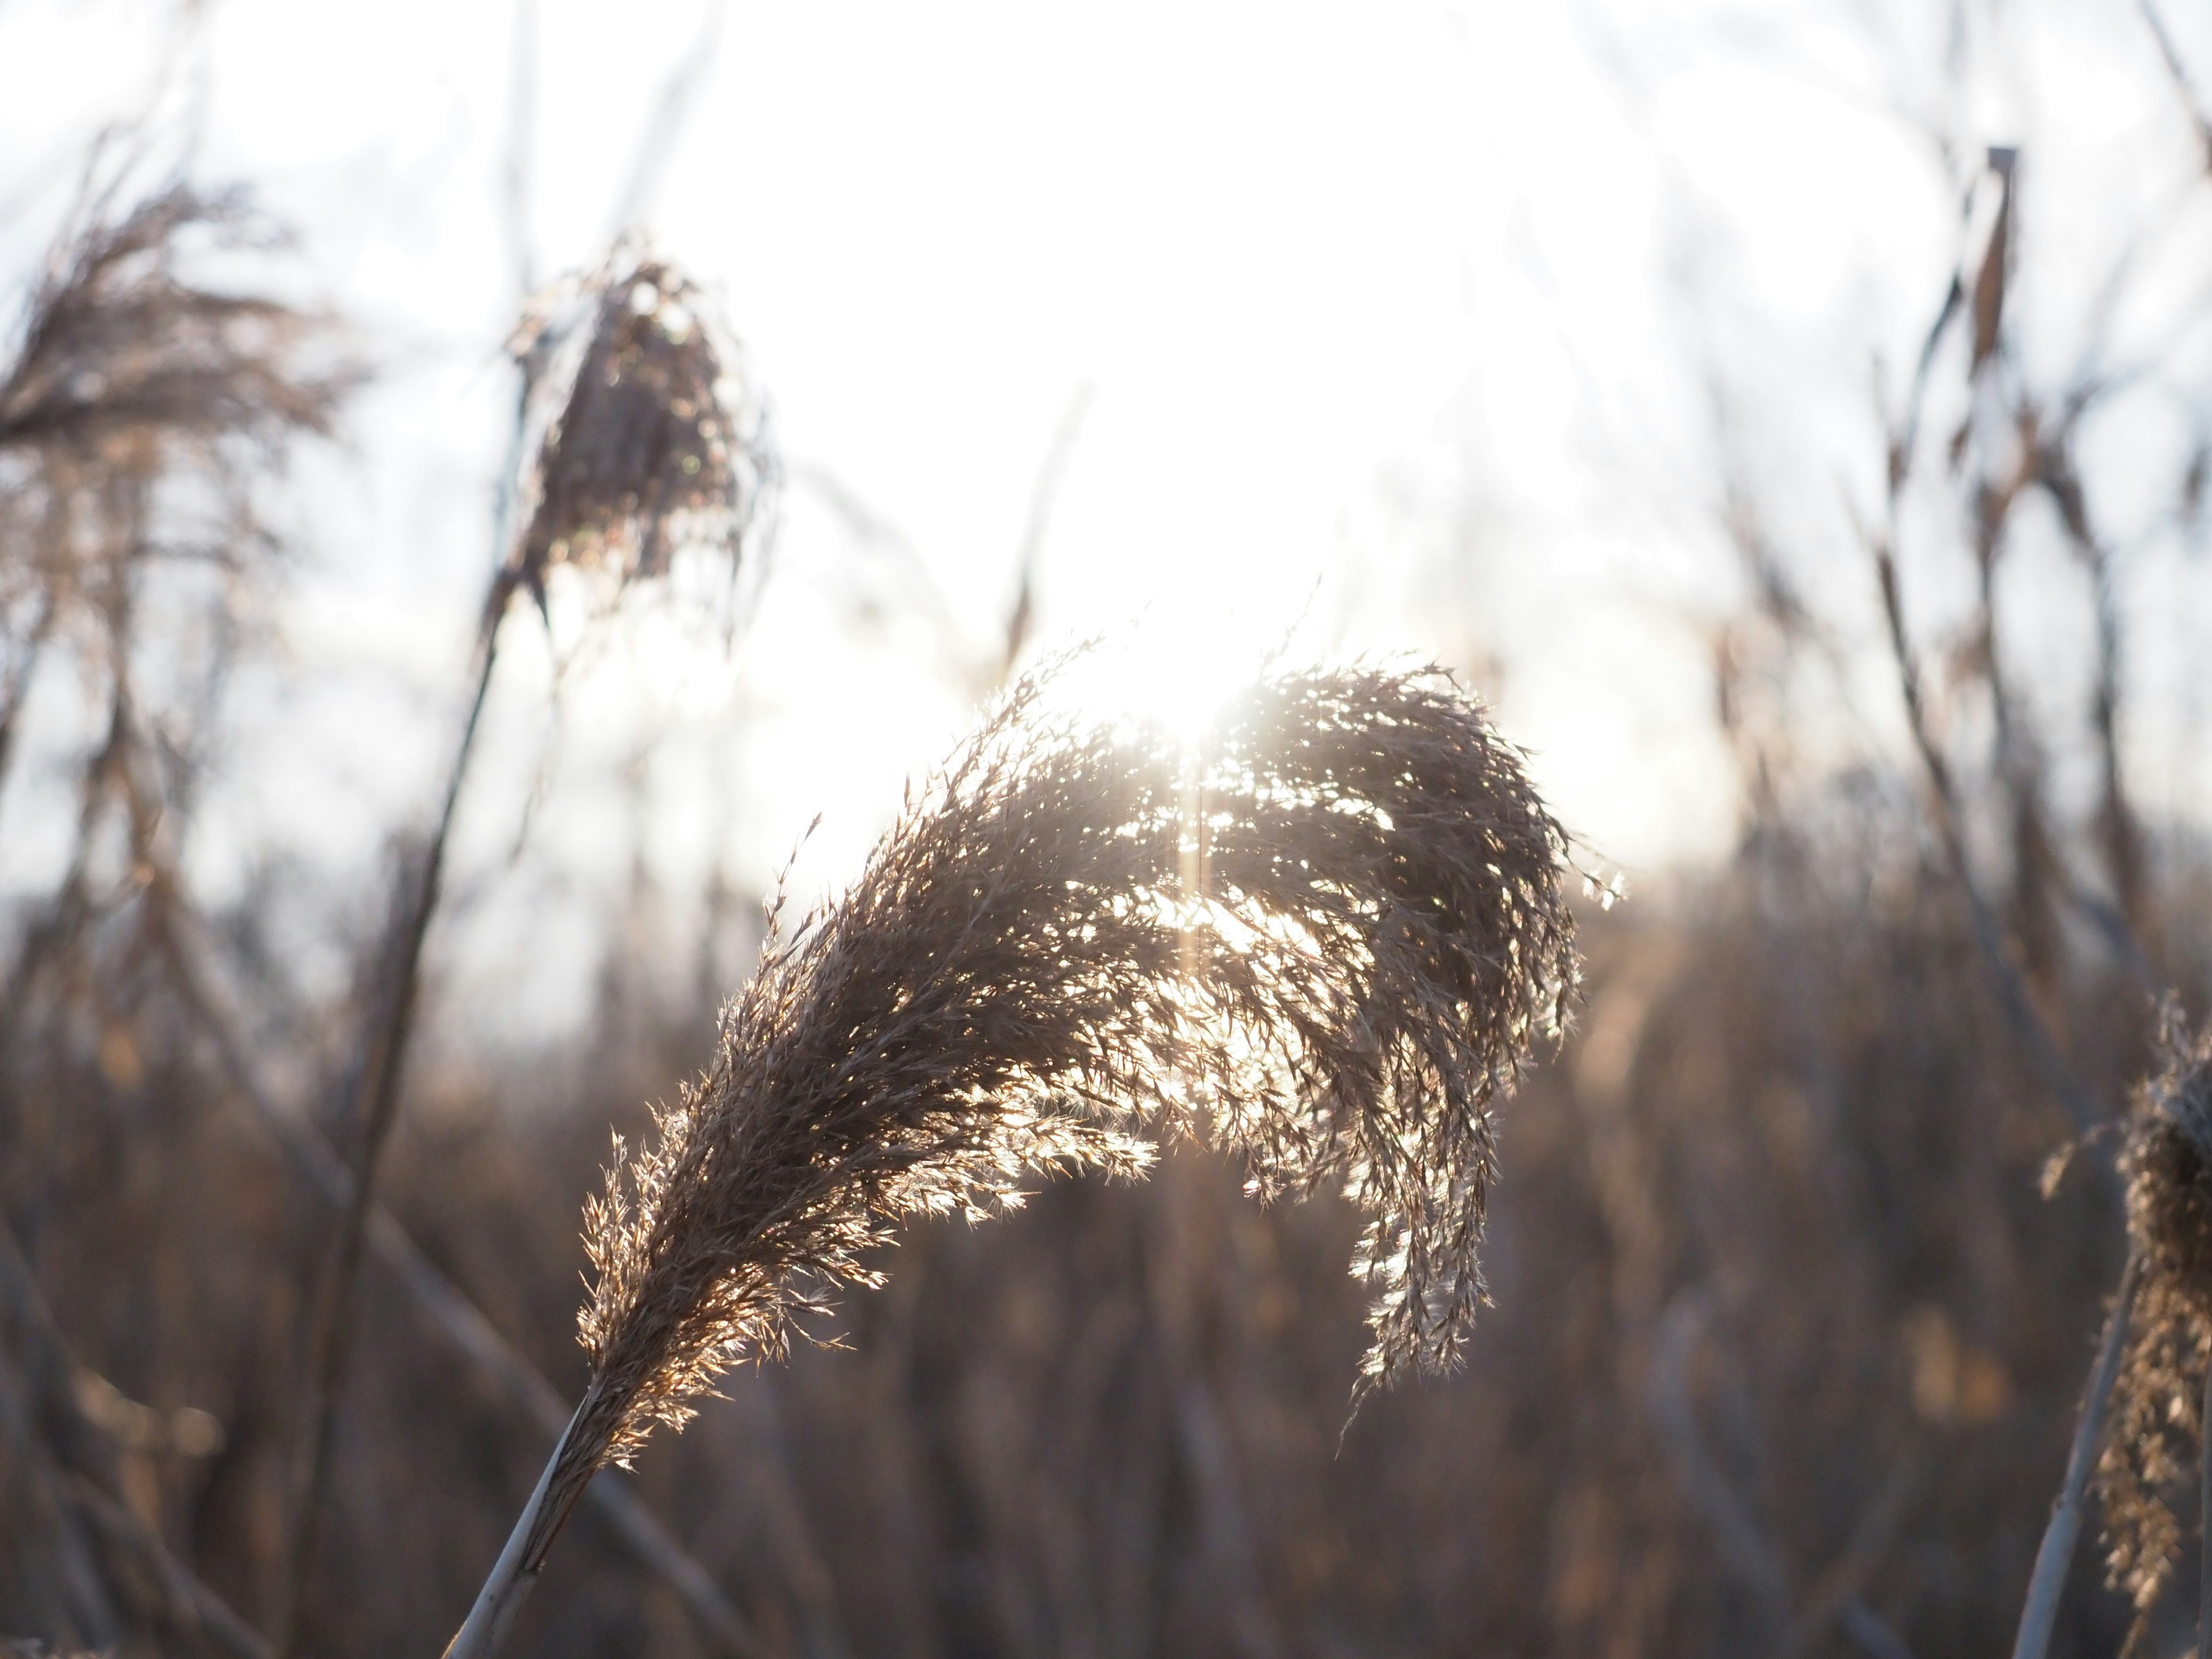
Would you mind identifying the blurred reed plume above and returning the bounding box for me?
[2097,1006,2212,1620]
[0,166,351,1658]
[0,176,349,781]
[443,661,1578,1656]
[508,249,776,609]
[0,180,343,461]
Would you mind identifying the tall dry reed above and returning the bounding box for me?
[441,661,1578,1656]
[283,244,775,1645]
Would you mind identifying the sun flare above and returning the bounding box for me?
[1055,605,1287,744]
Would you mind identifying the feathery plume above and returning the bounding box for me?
[444,661,1578,1657]
[2097,1002,2212,1615]
[506,250,775,611]
[0,179,351,778]
[0,181,346,461]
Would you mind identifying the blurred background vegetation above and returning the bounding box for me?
[5,0,2212,1653]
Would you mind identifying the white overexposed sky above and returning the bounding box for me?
[2,0,2209,1040]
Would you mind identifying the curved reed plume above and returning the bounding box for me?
[2096,1004,2212,1626]
[443,661,1578,1657]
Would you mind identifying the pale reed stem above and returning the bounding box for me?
[442,1382,604,1659]
[2012,1251,2141,1659]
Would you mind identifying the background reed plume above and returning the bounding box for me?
[0,176,350,786]
[444,661,1578,1654]
[508,249,776,611]
[2096,1008,2212,1627]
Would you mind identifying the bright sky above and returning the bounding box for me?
[3,0,2207,1038]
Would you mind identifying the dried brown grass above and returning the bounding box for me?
[0,176,350,783]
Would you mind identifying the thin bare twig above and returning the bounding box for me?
[1000,382,1094,684]
[63,1473,271,1659]
[1649,1293,1918,1659]
[1649,1294,1792,1642]
[0,1336,118,1650]
[1868,540,2100,1135]
[0,591,55,796]
[605,0,726,243]
[1869,164,2105,1137]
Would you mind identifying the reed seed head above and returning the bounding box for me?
[2098,1002,2212,1609]
[0,180,351,622]
[569,662,1578,1477]
[508,251,773,607]
[0,183,345,462]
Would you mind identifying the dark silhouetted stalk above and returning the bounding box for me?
[279,563,516,1650]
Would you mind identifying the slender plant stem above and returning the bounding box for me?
[280,566,517,1650]
[442,1383,607,1659]
[281,171,545,1633]
[2012,1251,2141,1659]
[2135,0,2212,170]
[1870,543,2100,1138]
[1,1211,272,1658]
[1874,207,2108,1143]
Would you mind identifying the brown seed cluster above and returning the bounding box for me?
[2099,1002,2212,1610]
[568,662,1579,1478]
[509,254,772,605]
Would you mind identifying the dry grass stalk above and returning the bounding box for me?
[284,245,772,1644]
[442,661,1578,1656]
[2096,1003,2212,1626]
